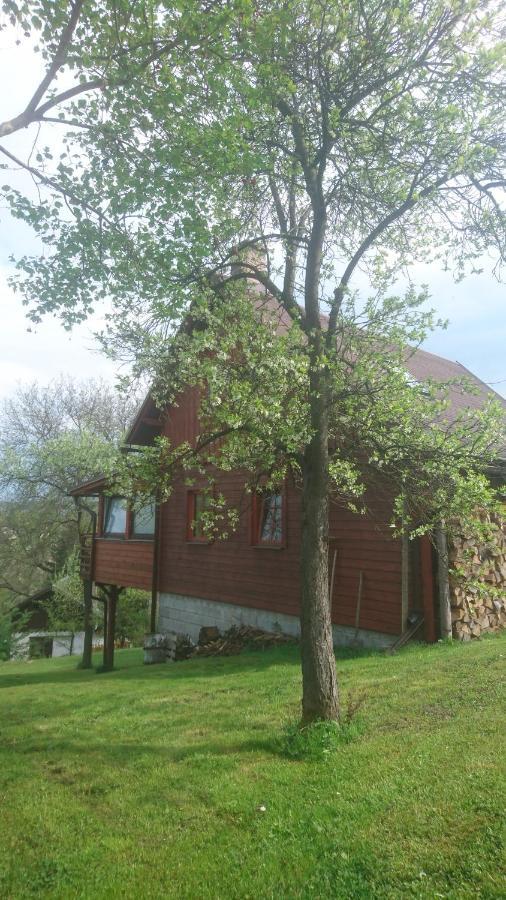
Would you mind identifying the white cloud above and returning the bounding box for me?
[350,262,506,398]
[0,269,117,399]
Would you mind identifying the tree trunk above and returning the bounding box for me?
[79,577,94,668]
[102,597,108,669]
[150,503,160,633]
[299,293,339,722]
[298,199,339,723]
[300,396,340,723]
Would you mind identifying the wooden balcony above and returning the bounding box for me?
[92,538,154,591]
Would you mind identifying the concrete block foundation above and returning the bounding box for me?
[158,592,395,650]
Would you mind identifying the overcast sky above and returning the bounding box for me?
[0,28,504,401]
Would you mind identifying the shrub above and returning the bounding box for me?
[279,717,364,761]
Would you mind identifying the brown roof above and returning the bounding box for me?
[404,346,506,423]
[85,293,506,465]
[124,392,161,446]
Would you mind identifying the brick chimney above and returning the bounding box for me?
[231,244,268,293]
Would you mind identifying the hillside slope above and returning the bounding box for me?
[0,637,504,899]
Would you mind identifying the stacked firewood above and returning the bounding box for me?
[175,624,295,660]
[449,511,506,641]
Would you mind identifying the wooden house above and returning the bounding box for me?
[71,343,505,652]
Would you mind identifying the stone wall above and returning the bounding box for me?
[449,511,506,641]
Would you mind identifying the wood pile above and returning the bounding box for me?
[175,625,295,661]
[174,633,196,661]
[449,511,506,641]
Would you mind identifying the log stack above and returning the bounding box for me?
[449,511,506,641]
[174,624,295,660]
[193,624,295,657]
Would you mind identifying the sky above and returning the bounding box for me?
[0,27,505,402]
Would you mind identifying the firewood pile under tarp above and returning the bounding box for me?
[175,625,296,661]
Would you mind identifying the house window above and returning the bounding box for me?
[187,491,211,542]
[132,501,156,537]
[104,497,127,536]
[253,492,284,546]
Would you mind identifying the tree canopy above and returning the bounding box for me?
[1,0,504,718]
[0,376,138,598]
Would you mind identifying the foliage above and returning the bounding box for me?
[44,551,99,652]
[0,376,138,599]
[1,2,503,535]
[0,592,27,660]
[111,286,505,537]
[280,687,367,759]
[115,589,150,646]
[0,637,505,897]
[2,0,505,718]
[279,717,362,761]
[3,1,505,315]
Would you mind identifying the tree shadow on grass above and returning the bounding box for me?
[9,728,295,768]
[0,640,384,692]
[0,644,306,691]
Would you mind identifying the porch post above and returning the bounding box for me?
[435,525,452,640]
[104,585,118,671]
[420,535,436,642]
[150,502,161,634]
[80,577,94,669]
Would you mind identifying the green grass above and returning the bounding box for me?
[0,636,505,899]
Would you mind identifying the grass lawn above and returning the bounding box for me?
[0,636,505,899]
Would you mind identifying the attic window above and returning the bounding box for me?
[104,497,127,536]
[252,492,284,546]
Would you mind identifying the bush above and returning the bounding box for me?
[0,596,14,660]
[279,718,363,761]
[0,595,28,660]
[115,589,150,646]
[279,690,367,760]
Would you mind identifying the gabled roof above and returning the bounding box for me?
[124,392,162,446]
[16,586,54,611]
[404,347,506,420]
[70,293,505,501]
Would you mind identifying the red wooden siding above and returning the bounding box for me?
[158,474,302,618]
[162,385,201,445]
[91,383,406,636]
[158,476,403,636]
[158,387,303,618]
[93,539,154,591]
[329,498,402,635]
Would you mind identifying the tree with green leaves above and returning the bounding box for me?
[44,552,149,655]
[2,1,505,720]
[0,591,29,659]
[0,375,138,600]
[44,550,96,654]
